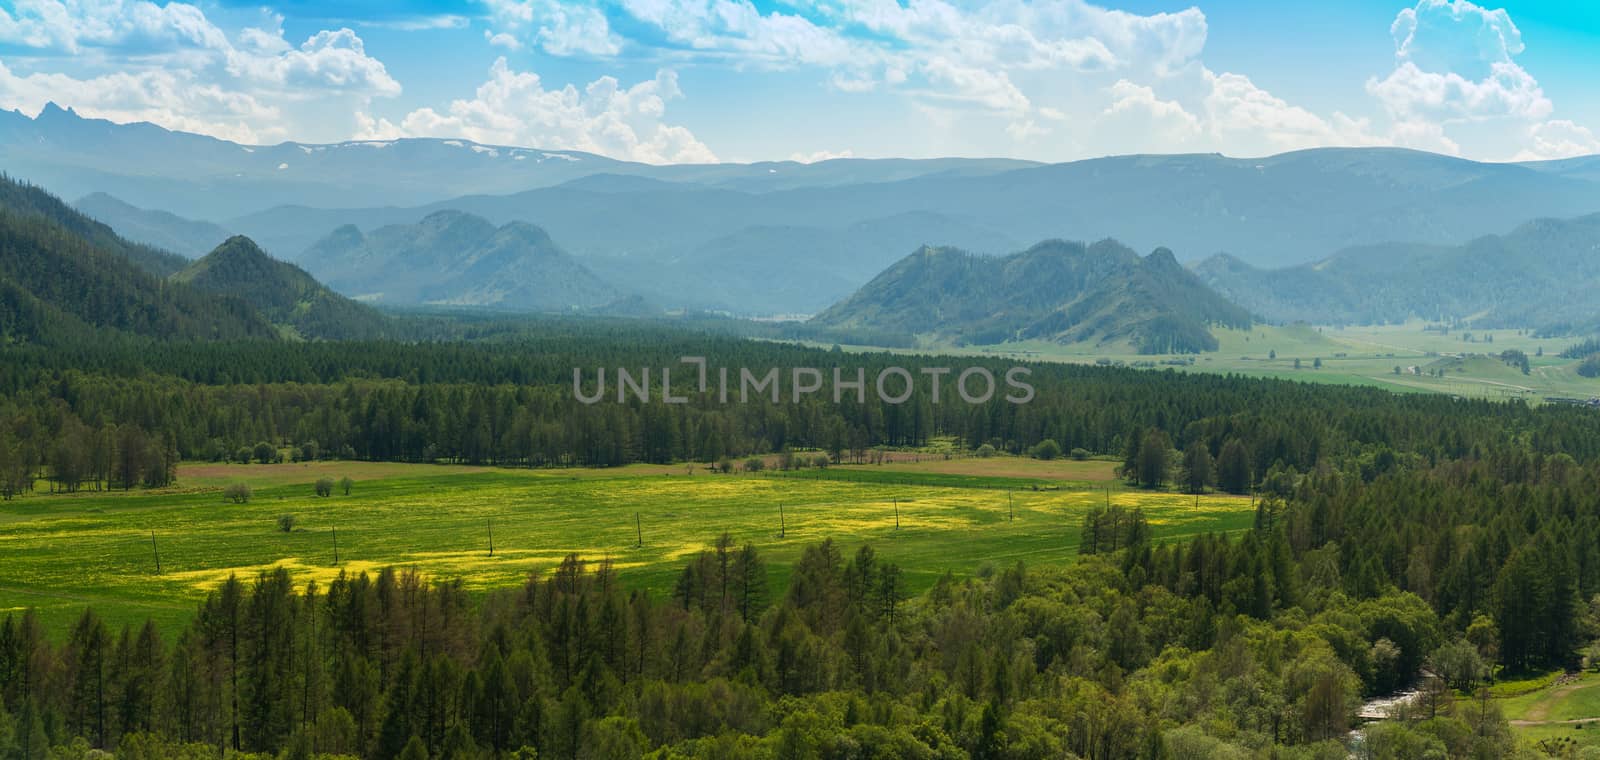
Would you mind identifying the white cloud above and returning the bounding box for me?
[1096,78,1200,151]
[0,0,401,143]
[363,15,470,32]
[0,60,285,144]
[485,30,522,50]
[789,148,855,163]
[226,27,401,97]
[1368,60,1550,123]
[0,0,229,54]
[1515,120,1600,162]
[381,58,716,164]
[483,0,622,56]
[1204,71,1375,154]
[1366,0,1561,154]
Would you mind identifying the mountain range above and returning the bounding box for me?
[1,103,1032,220]
[813,240,1253,353]
[12,105,1600,318]
[9,105,1600,344]
[1195,213,1600,331]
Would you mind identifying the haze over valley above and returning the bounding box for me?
[8,103,1600,337]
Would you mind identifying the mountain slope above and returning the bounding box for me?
[302,211,616,311]
[0,173,189,277]
[172,236,390,340]
[0,176,274,343]
[75,193,232,258]
[815,240,1252,353]
[1195,213,1600,330]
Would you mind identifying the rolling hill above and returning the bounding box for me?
[301,210,617,311]
[1194,213,1600,331]
[0,176,274,343]
[172,236,391,340]
[814,240,1253,353]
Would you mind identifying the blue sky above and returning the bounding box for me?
[1,0,1596,163]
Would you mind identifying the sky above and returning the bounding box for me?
[0,0,1597,164]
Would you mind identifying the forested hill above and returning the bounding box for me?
[813,240,1253,353]
[173,236,392,340]
[1195,212,1600,330]
[0,174,188,277]
[0,176,275,344]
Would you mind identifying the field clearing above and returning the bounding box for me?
[823,322,1600,403]
[1495,671,1600,750]
[1506,672,1600,724]
[0,459,1250,635]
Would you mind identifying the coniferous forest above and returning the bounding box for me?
[3,323,1600,758]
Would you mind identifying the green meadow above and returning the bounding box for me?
[0,458,1256,634]
[1503,672,1600,750]
[816,321,1600,403]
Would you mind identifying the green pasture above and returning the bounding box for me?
[818,321,1600,403]
[0,458,1255,635]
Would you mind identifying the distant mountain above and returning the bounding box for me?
[815,240,1253,353]
[11,105,1600,278]
[583,211,1023,315]
[217,147,1600,295]
[0,176,274,343]
[172,236,390,340]
[75,193,231,257]
[0,103,1035,220]
[302,211,616,311]
[1195,213,1600,331]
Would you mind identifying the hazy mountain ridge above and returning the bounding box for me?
[172,236,391,340]
[222,147,1600,275]
[75,193,232,257]
[0,177,274,343]
[814,239,1253,353]
[0,104,1035,220]
[303,210,617,311]
[11,106,1600,277]
[1195,213,1600,330]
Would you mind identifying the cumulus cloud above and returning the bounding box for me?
[226,27,401,96]
[0,0,228,54]
[1096,79,1200,151]
[1204,71,1376,154]
[1516,120,1600,162]
[379,58,716,164]
[482,0,622,56]
[0,60,285,144]
[0,0,400,143]
[1365,0,1573,156]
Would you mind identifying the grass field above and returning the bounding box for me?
[1505,672,1600,751]
[0,458,1255,635]
[818,321,1600,403]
